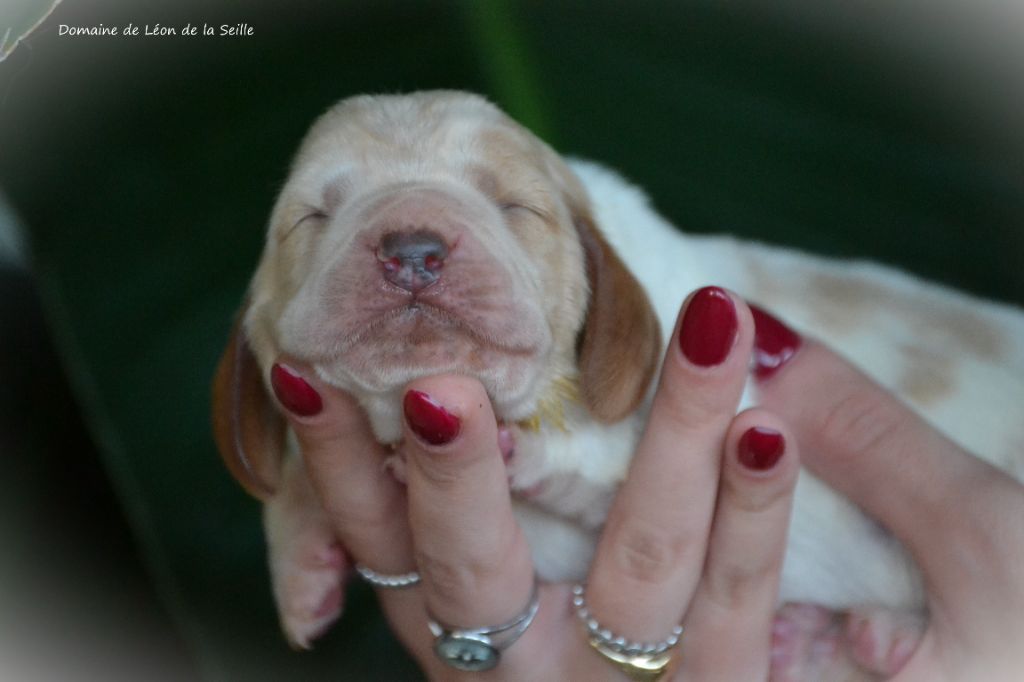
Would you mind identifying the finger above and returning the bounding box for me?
[401,375,536,630]
[269,360,414,574]
[586,286,755,643]
[749,308,1024,621]
[679,408,799,681]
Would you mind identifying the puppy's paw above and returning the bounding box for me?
[264,456,351,649]
[844,606,924,676]
[270,532,350,650]
[770,603,880,682]
[497,422,515,463]
[383,452,408,484]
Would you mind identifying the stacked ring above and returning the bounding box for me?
[427,576,540,672]
[572,584,682,682]
[354,563,421,589]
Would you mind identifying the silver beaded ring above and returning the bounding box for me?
[572,584,683,656]
[354,563,421,589]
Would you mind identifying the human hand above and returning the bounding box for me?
[752,307,1024,681]
[270,287,801,680]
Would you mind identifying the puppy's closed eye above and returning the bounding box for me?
[471,166,549,221]
[288,210,328,237]
[275,206,329,244]
[500,201,550,222]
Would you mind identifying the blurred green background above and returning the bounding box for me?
[1,0,1021,679]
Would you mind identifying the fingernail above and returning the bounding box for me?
[271,363,323,416]
[403,390,461,446]
[678,286,738,367]
[738,426,785,471]
[750,305,802,380]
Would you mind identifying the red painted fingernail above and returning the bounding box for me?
[678,286,738,367]
[750,305,802,380]
[738,426,785,471]
[270,364,323,416]
[403,390,461,446]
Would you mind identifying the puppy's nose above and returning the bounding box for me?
[377,230,448,292]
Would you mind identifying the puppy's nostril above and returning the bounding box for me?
[424,254,443,272]
[377,229,448,292]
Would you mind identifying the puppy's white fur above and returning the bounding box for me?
[214,91,1024,650]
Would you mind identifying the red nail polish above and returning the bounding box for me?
[271,364,323,416]
[738,426,785,471]
[678,286,738,367]
[403,390,461,446]
[750,305,803,380]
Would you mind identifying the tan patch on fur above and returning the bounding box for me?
[743,263,873,333]
[896,344,956,406]
[474,129,561,227]
[748,263,1007,363]
[923,305,1006,360]
[805,272,877,332]
[469,165,500,201]
[473,123,594,371]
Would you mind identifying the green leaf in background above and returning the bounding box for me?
[458,0,553,142]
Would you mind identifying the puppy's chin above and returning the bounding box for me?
[311,319,553,442]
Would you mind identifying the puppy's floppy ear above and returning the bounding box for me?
[574,212,662,423]
[211,306,285,500]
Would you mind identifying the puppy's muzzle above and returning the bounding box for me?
[376,229,449,292]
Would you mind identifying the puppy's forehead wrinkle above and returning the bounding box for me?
[301,109,506,175]
[335,93,499,137]
[354,179,475,220]
[297,99,538,196]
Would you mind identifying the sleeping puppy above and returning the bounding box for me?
[211,91,1024,671]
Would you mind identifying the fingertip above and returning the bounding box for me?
[271,361,323,417]
[402,375,496,450]
[737,426,787,472]
[653,288,756,426]
[401,377,506,494]
[749,304,804,382]
[725,409,800,487]
[270,358,378,451]
[671,286,755,372]
[403,388,462,446]
[270,357,361,419]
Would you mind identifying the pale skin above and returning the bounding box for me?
[274,291,1024,680]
